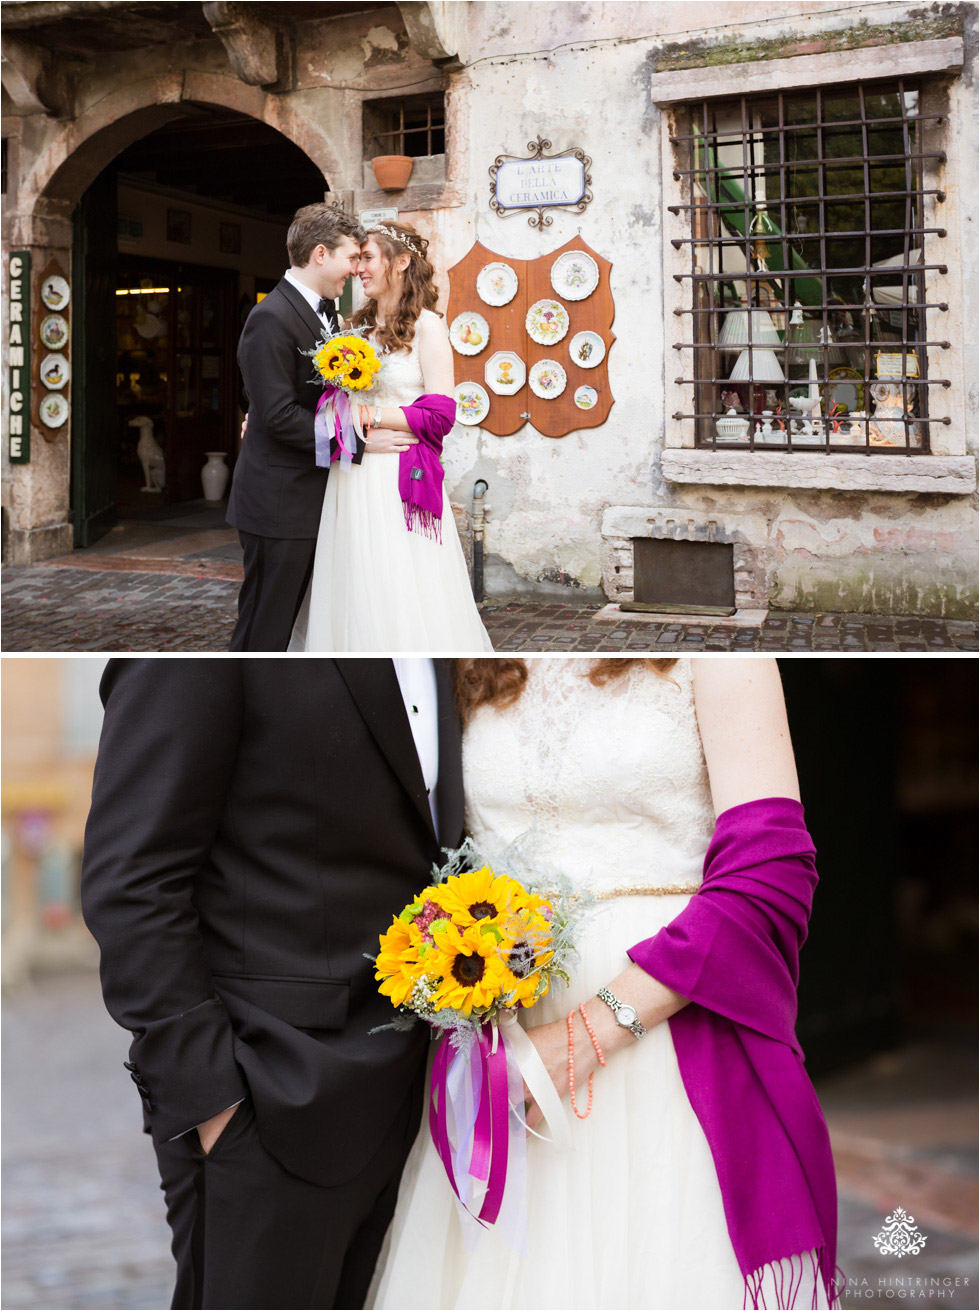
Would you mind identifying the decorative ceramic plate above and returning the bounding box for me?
[827,366,866,414]
[454,381,491,425]
[485,351,526,396]
[476,262,519,307]
[449,311,490,355]
[550,250,599,301]
[526,299,569,346]
[568,330,605,368]
[40,314,69,350]
[574,385,599,410]
[40,274,70,312]
[528,359,567,399]
[40,391,69,429]
[40,352,69,391]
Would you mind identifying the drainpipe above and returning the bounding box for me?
[471,480,489,602]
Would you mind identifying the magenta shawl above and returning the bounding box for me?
[398,393,455,540]
[628,797,840,1309]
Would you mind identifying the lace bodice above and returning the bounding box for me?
[462,658,715,892]
[365,313,430,408]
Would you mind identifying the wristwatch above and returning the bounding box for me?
[596,987,647,1039]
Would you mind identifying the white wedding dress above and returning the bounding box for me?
[289,309,492,652]
[369,659,825,1311]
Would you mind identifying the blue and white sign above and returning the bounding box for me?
[494,157,586,211]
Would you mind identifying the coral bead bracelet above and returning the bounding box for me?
[566,1003,606,1120]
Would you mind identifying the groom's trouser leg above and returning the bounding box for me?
[229,532,316,651]
[152,1086,421,1310]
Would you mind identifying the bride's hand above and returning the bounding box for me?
[363,427,419,454]
[522,1015,597,1131]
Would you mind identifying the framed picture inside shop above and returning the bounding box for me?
[447,236,615,438]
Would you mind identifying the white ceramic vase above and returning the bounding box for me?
[201,451,230,501]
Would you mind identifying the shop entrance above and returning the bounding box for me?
[70,103,327,548]
[114,257,237,509]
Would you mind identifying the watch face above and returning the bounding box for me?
[618,1005,638,1027]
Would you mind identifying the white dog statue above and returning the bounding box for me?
[129,415,166,491]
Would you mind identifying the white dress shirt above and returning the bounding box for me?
[283,268,336,336]
[392,658,440,839]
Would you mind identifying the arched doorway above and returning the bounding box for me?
[66,102,329,547]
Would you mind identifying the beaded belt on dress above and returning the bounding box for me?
[541,882,700,902]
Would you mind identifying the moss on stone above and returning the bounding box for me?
[655,12,963,73]
[772,562,979,619]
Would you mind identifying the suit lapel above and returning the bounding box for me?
[275,276,328,343]
[334,659,434,838]
[434,660,464,849]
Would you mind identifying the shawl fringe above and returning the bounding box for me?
[403,501,443,542]
[742,1247,842,1310]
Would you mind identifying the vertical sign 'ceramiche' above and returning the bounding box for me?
[8,251,31,464]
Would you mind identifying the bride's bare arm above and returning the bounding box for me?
[691,656,800,813]
[525,657,801,1128]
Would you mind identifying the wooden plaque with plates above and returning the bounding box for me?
[446,236,615,438]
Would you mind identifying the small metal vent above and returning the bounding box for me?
[625,538,736,616]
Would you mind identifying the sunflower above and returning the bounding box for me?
[375,915,426,1008]
[433,866,528,929]
[499,905,554,1008]
[428,920,511,1015]
[313,346,344,381]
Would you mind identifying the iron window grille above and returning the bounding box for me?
[363,94,445,159]
[669,79,949,453]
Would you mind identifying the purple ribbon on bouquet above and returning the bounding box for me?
[314,385,358,470]
[429,1023,511,1228]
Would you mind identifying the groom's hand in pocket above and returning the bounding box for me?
[197,1102,240,1156]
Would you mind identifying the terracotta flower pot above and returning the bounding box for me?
[371,155,414,192]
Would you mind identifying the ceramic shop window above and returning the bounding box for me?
[363,92,446,160]
[669,78,949,453]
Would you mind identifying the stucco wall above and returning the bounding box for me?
[2,0,977,614]
[434,0,978,614]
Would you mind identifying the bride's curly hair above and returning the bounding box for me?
[348,222,441,353]
[454,659,679,721]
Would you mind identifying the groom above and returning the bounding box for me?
[227,204,366,651]
[81,658,464,1309]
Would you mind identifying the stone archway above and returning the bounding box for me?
[6,73,342,563]
[22,70,341,241]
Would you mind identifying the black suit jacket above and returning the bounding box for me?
[227,279,362,539]
[81,659,463,1188]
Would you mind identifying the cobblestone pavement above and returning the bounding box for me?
[3,974,976,1310]
[3,564,978,652]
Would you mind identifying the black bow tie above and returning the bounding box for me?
[317,297,334,319]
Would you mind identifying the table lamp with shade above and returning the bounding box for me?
[729,345,785,431]
[717,307,782,352]
[785,302,820,365]
[729,347,785,383]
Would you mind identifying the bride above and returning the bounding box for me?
[290,223,493,652]
[369,657,840,1311]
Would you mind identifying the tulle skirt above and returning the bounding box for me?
[367,894,826,1311]
[289,452,493,653]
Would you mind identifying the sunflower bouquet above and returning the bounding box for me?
[374,839,580,1237]
[305,329,385,470]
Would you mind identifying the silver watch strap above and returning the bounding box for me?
[596,986,647,1039]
